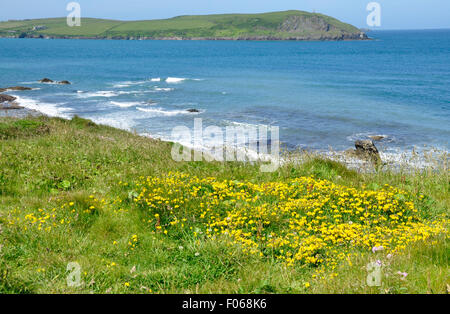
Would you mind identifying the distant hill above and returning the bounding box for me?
[0,10,367,41]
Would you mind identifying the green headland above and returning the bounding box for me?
[0,10,367,40]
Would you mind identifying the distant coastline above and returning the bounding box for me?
[0,35,369,41]
[0,10,368,41]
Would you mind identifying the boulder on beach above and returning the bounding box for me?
[355,140,381,165]
[39,78,54,83]
[0,94,17,103]
[345,140,382,166]
[58,80,71,85]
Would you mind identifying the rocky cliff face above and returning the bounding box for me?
[279,15,332,33]
[276,15,367,40]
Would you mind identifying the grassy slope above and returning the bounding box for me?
[0,10,363,39]
[0,18,122,37]
[0,118,450,293]
[0,116,447,294]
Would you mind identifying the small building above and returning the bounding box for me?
[32,25,48,31]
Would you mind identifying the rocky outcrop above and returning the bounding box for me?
[0,94,17,103]
[38,78,71,84]
[280,15,331,33]
[0,92,24,110]
[2,33,369,41]
[39,78,54,83]
[355,140,381,165]
[0,86,32,91]
[187,109,200,113]
[355,139,379,155]
[345,140,382,166]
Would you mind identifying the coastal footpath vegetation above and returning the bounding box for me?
[0,10,367,40]
[0,116,448,294]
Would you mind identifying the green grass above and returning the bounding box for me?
[0,119,50,140]
[0,116,447,294]
[0,10,364,40]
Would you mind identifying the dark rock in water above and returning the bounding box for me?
[369,135,385,141]
[4,86,33,91]
[39,78,54,83]
[39,78,71,84]
[354,140,381,165]
[187,108,200,113]
[0,88,5,93]
[0,94,17,103]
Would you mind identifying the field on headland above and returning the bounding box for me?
[0,116,447,294]
[0,10,366,40]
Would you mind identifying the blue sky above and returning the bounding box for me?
[1,0,449,29]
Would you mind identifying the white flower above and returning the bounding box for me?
[372,246,384,253]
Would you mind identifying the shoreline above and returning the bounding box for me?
[1,105,447,172]
[1,78,447,173]
[0,35,370,41]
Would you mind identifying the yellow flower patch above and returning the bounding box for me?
[135,172,447,269]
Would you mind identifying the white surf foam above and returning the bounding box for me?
[166,77,186,84]
[113,80,147,88]
[77,91,119,98]
[11,95,72,118]
[136,107,198,117]
[150,78,161,82]
[154,87,174,92]
[109,101,143,108]
[114,90,154,95]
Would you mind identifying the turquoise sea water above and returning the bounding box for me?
[0,30,449,154]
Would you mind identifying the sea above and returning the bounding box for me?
[0,30,449,161]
